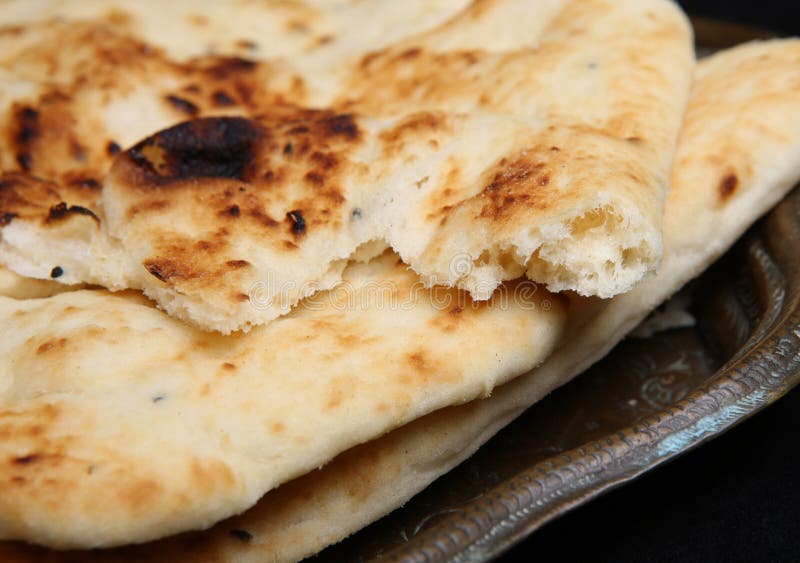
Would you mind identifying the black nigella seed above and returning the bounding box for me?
[230,529,253,542]
[165,94,199,116]
[287,210,306,233]
[50,266,64,278]
[212,90,235,106]
[17,152,32,170]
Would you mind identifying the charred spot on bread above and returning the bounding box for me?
[212,90,236,107]
[50,266,64,279]
[12,454,40,465]
[107,140,122,156]
[65,176,101,191]
[165,95,200,116]
[143,259,178,282]
[718,172,738,201]
[15,106,39,144]
[208,57,257,80]
[46,202,100,224]
[16,153,32,171]
[124,117,267,184]
[12,105,41,171]
[0,212,17,226]
[323,113,359,140]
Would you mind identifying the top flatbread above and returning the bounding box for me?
[0,0,694,332]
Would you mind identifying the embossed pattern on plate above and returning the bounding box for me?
[314,21,800,563]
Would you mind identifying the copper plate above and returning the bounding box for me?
[314,20,800,562]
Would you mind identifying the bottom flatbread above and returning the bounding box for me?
[0,251,564,549]
[0,38,799,562]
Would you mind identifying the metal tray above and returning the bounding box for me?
[314,21,800,562]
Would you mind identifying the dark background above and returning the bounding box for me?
[503,2,800,562]
[677,0,800,35]
[505,385,800,562]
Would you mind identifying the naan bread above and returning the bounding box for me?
[0,250,564,548]
[0,0,694,332]
[0,37,791,563]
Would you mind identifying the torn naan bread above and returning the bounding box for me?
[0,0,694,332]
[0,37,792,563]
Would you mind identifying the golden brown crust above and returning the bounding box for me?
[0,250,564,548]
[0,19,308,215]
[0,174,83,227]
[2,34,800,563]
[0,0,693,330]
[106,112,363,296]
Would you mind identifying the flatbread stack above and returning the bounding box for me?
[0,1,798,561]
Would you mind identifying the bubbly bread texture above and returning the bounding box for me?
[0,250,564,548]
[0,0,694,332]
[0,38,794,562]
[0,0,469,64]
